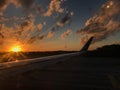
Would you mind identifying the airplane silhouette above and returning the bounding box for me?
[0,36,94,71]
[80,36,94,52]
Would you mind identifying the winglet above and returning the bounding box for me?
[80,37,94,52]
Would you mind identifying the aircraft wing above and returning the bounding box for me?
[0,38,98,90]
[0,37,93,75]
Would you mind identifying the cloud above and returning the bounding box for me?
[80,35,91,45]
[76,0,120,43]
[0,0,26,15]
[17,0,34,9]
[57,12,74,27]
[0,0,9,15]
[0,24,18,45]
[27,34,45,44]
[0,0,31,15]
[0,0,35,15]
[47,31,54,38]
[17,15,35,36]
[0,14,44,45]
[10,0,21,7]
[44,0,64,16]
[0,24,7,38]
[0,0,70,50]
[35,5,44,15]
[27,36,38,44]
[61,29,72,39]
[37,23,43,30]
[38,35,45,40]
[47,11,74,32]
[27,30,55,44]
[0,16,9,22]
[0,0,65,17]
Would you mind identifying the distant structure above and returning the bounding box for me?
[80,37,94,52]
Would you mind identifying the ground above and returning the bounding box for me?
[0,55,120,90]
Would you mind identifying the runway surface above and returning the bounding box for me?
[0,54,120,90]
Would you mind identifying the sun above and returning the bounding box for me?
[10,46,22,52]
[106,5,110,9]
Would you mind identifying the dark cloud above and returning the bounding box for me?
[47,12,74,33]
[21,20,29,28]
[0,33,4,38]
[27,34,45,44]
[38,35,45,40]
[0,0,8,15]
[51,27,56,32]
[27,36,37,44]
[0,0,7,6]
[17,0,34,9]
[36,5,45,15]
[57,12,74,27]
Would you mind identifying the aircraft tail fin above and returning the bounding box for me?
[80,37,94,52]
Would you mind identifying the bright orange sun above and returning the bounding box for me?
[10,46,22,52]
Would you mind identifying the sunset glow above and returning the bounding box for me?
[10,46,22,52]
[106,5,110,8]
[0,0,119,52]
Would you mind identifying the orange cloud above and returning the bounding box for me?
[37,23,43,30]
[44,0,64,16]
[47,31,54,38]
[61,29,72,39]
[76,0,120,43]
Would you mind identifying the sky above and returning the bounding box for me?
[0,0,120,52]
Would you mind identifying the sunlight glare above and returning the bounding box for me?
[10,46,22,52]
